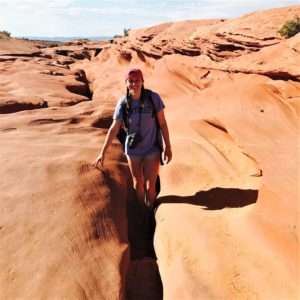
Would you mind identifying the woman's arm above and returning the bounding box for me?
[94,119,122,168]
[157,110,172,163]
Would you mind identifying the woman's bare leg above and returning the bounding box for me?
[143,152,160,207]
[126,156,145,204]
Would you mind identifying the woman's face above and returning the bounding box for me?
[126,73,143,98]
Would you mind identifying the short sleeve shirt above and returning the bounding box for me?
[113,90,165,156]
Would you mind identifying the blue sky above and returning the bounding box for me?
[0,0,299,37]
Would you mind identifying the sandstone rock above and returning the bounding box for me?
[0,5,299,300]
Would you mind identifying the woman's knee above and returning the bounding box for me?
[132,176,144,191]
[143,154,160,189]
[144,178,156,192]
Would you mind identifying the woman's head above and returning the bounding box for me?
[125,68,144,99]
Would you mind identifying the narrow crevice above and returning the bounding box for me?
[70,50,91,60]
[94,48,102,56]
[78,161,163,299]
[228,69,300,82]
[241,151,263,177]
[173,47,201,56]
[125,192,163,300]
[65,83,91,99]
[199,66,300,82]
[91,115,113,129]
[136,49,146,62]
[224,37,279,49]
[130,46,162,59]
[0,100,48,114]
[221,32,279,42]
[126,257,163,300]
[72,69,93,99]
[292,47,300,54]
[0,56,18,62]
[55,49,70,56]
[29,118,68,125]
[2,127,17,132]
[258,71,300,82]
[204,119,228,133]
[0,51,42,57]
[213,43,246,52]
[137,34,156,43]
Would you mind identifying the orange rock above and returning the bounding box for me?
[0,5,299,300]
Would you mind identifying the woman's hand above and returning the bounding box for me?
[94,152,105,169]
[164,146,172,164]
[93,120,122,169]
[157,110,172,164]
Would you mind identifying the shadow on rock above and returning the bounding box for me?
[127,194,157,260]
[126,258,163,300]
[157,187,258,210]
[126,190,163,300]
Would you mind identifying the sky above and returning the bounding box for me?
[0,0,299,37]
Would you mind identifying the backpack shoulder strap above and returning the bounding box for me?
[120,95,131,130]
[144,89,156,118]
[146,89,164,165]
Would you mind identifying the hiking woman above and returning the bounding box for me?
[94,68,172,207]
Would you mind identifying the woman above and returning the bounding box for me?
[94,68,172,208]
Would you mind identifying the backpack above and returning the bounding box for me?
[116,88,164,197]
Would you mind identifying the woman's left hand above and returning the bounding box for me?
[164,146,172,164]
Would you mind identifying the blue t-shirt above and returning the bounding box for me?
[113,90,165,156]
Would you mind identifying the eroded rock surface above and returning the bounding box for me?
[0,5,299,300]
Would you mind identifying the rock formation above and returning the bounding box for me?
[0,5,299,300]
